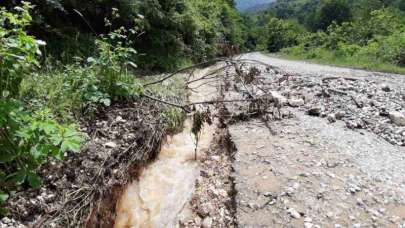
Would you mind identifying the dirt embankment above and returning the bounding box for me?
[5,98,174,227]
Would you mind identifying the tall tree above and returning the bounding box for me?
[315,0,352,30]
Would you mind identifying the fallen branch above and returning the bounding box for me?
[322,76,359,82]
[143,58,226,87]
[141,93,191,112]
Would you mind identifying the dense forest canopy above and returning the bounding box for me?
[0,0,243,70]
[235,0,275,12]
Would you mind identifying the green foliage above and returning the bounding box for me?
[281,7,405,72]
[0,2,44,98]
[21,15,144,120]
[263,18,303,52]
[243,0,405,72]
[132,0,244,70]
[244,16,304,52]
[0,100,83,188]
[2,0,243,70]
[161,107,186,133]
[315,0,352,31]
[0,4,84,209]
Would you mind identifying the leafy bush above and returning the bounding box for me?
[0,2,44,98]
[265,18,304,52]
[0,100,83,187]
[161,107,186,133]
[0,3,83,212]
[21,20,144,120]
[315,0,352,31]
[246,17,304,52]
[21,65,111,119]
[280,6,405,72]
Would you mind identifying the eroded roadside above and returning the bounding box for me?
[229,53,405,227]
[122,53,405,228]
[6,53,405,228]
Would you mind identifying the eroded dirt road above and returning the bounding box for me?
[229,53,405,227]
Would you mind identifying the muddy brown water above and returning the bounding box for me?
[114,67,220,228]
[114,120,215,228]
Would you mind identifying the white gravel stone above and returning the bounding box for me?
[287,208,301,219]
[202,217,213,228]
[389,111,405,126]
[288,98,305,107]
[104,141,118,148]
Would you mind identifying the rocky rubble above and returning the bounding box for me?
[228,54,405,227]
[262,73,405,146]
[180,129,236,228]
[0,217,26,228]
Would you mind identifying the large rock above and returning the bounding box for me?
[381,83,391,92]
[287,208,301,219]
[270,91,287,106]
[307,106,322,116]
[288,98,305,107]
[202,217,213,228]
[389,111,405,126]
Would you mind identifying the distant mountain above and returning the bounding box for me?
[235,0,276,12]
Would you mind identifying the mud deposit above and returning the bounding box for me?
[114,120,215,228]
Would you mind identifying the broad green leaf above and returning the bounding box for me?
[7,170,26,185]
[61,137,82,153]
[0,192,9,203]
[0,152,16,163]
[100,98,111,106]
[30,145,42,160]
[27,172,41,188]
[50,134,63,146]
[38,121,57,135]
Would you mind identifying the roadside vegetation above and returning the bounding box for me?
[243,0,405,73]
[0,0,243,217]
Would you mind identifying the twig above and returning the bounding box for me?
[143,58,226,87]
[141,93,190,112]
[186,98,264,106]
[186,66,227,85]
[328,88,348,96]
[322,76,359,82]
[351,95,363,108]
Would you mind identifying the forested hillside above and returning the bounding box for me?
[235,0,275,12]
[243,0,405,73]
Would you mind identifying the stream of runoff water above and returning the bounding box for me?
[114,66,220,228]
[114,119,215,228]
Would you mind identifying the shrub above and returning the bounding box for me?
[258,18,304,52]
[0,3,83,212]
[21,22,144,120]
[0,100,83,215]
[0,2,43,98]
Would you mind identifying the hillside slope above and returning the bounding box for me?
[235,0,275,12]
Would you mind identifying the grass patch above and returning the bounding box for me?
[143,73,188,133]
[278,48,405,75]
